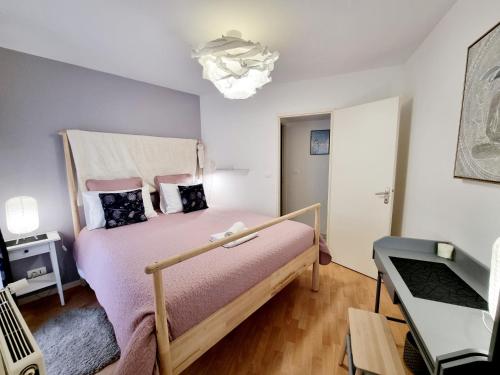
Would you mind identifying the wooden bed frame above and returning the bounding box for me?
[59,130,320,375]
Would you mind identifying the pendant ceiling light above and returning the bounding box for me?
[192,30,279,99]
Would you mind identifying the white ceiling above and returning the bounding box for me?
[0,0,456,95]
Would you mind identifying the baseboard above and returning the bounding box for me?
[17,279,85,305]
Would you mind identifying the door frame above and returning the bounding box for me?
[276,110,334,240]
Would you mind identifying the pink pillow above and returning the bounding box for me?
[154,174,193,190]
[86,177,143,191]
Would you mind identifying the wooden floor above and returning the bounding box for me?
[20,263,411,374]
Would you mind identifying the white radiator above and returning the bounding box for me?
[0,289,45,375]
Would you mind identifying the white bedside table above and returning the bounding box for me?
[6,231,65,306]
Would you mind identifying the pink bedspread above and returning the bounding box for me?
[74,208,331,375]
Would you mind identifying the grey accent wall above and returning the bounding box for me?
[0,47,201,284]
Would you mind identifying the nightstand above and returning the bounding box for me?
[6,231,65,306]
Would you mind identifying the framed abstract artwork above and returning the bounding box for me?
[454,22,500,183]
[310,129,330,155]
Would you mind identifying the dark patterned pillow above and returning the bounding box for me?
[178,184,208,213]
[98,189,148,229]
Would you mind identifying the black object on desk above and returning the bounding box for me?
[390,257,488,310]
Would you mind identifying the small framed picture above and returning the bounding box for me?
[310,129,330,155]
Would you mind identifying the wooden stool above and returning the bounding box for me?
[338,308,405,375]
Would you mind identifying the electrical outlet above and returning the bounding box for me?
[27,266,47,279]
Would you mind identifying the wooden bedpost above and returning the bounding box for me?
[312,204,320,292]
[59,131,82,238]
[153,270,173,375]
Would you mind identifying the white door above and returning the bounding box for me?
[328,97,400,278]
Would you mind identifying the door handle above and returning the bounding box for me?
[375,188,391,204]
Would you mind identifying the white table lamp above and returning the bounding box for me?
[5,196,39,239]
[489,237,500,319]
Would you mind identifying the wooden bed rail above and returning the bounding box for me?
[145,203,320,274]
[146,203,320,375]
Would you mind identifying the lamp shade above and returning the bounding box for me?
[5,196,39,236]
[489,237,500,318]
[192,30,279,99]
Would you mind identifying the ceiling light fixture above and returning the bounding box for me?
[192,30,279,99]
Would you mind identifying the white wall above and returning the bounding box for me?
[201,0,500,267]
[282,119,330,234]
[201,66,405,218]
[401,0,500,266]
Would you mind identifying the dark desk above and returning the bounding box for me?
[373,237,496,374]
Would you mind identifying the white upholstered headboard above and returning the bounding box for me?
[60,129,204,236]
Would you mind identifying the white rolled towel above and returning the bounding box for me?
[226,221,246,236]
[210,221,258,247]
[210,221,246,241]
[223,233,258,248]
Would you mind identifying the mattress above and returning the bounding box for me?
[74,208,319,374]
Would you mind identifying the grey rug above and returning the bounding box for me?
[34,307,120,375]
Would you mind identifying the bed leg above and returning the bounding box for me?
[153,271,173,375]
[312,205,320,292]
[312,256,320,292]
